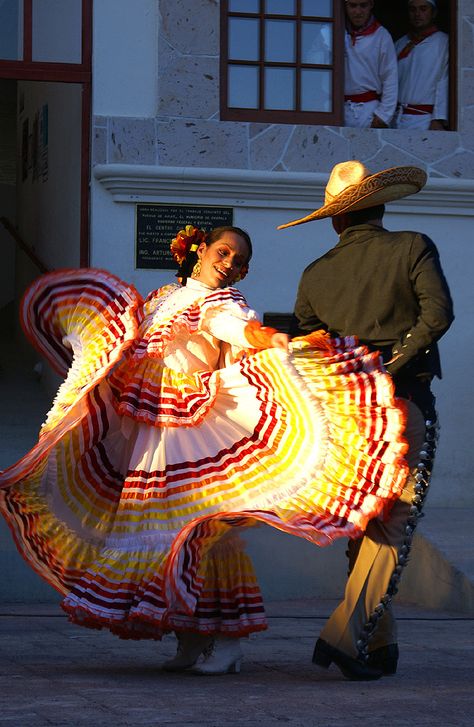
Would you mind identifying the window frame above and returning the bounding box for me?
[220,0,345,125]
[0,0,92,82]
[0,0,93,266]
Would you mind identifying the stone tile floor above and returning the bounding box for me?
[0,600,473,727]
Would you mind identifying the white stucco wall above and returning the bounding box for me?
[92,0,158,117]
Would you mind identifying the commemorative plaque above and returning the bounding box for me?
[135,204,234,269]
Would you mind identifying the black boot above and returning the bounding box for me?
[312,638,383,681]
[366,644,399,675]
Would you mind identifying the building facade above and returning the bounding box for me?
[1,0,473,602]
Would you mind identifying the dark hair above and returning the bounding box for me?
[345,204,385,226]
[208,226,253,261]
[178,226,253,283]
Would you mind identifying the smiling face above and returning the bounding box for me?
[345,0,374,30]
[408,0,436,33]
[196,231,250,288]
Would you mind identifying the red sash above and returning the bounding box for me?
[345,91,381,103]
[397,26,438,60]
[348,17,381,46]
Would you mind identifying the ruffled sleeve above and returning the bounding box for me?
[133,285,265,360]
[200,288,278,352]
[106,285,279,428]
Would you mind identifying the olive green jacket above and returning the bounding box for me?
[293,224,454,379]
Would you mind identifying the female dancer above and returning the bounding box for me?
[0,225,408,675]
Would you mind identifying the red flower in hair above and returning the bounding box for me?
[170,225,207,265]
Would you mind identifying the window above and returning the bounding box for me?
[220,0,345,125]
[0,0,23,61]
[221,0,456,129]
[0,0,91,81]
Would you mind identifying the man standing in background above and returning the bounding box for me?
[395,0,449,130]
[344,0,398,128]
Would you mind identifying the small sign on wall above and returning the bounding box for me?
[20,104,48,184]
[135,203,234,270]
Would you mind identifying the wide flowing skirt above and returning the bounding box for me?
[0,270,408,639]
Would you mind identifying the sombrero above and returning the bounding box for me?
[277,161,427,229]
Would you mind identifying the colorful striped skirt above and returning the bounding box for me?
[0,270,408,639]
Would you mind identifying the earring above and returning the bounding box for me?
[192,259,201,278]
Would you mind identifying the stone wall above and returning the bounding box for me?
[92,0,474,179]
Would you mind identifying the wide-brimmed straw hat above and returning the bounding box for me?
[277,161,427,229]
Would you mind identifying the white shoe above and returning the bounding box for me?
[162,632,213,672]
[191,636,242,675]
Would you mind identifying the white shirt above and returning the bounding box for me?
[395,30,449,121]
[344,24,398,125]
[143,279,259,374]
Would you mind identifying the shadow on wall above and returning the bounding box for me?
[245,525,347,601]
